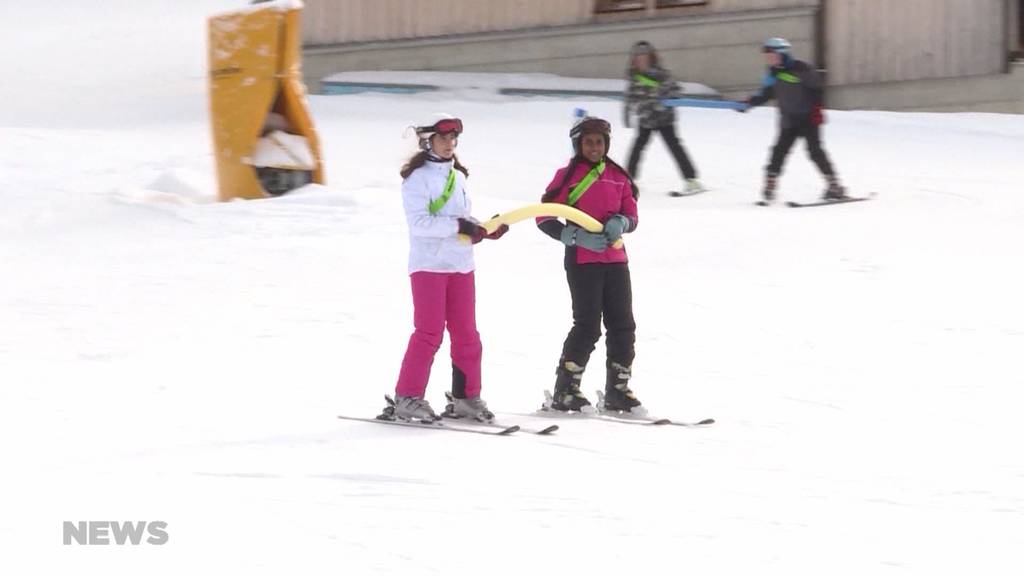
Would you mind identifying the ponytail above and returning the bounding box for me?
[541,157,580,203]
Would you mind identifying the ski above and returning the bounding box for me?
[595,412,715,427]
[521,390,714,428]
[594,390,715,427]
[668,188,707,198]
[337,414,519,436]
[441,392,558,434]
[521,409,714,428]
[786,196,872,208]
[445,417,559,435]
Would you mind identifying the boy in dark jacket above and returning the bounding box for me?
[739,37,847,202]
[624,41,704,196]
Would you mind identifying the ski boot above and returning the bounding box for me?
[548,360,591,412]
[392,394,439,422]
[600,362,643,413]
[443,392,495,423]
[685,178,705,194]
[822,176,848,200]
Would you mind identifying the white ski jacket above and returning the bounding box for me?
[402,158,475,274]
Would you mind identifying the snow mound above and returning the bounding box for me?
[113,168,217,206]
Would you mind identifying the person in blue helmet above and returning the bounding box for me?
[738,37,847,203]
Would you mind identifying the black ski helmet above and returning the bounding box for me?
[570,116,611,155]
[630,40,654,56]
[629,40,659,68]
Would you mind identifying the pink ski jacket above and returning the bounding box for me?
[537,159,638,265]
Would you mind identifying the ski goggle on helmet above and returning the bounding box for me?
[414,117,463,138]
[410,116,463,151]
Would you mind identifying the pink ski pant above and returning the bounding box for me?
[395,271,482,398]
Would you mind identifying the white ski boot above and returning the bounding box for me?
[444,394,495,423]
[392,395,438,422]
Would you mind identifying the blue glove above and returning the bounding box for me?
[560,224,609,253]
[602,215,630,242]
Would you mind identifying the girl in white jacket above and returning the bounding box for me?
[392,116,508,422]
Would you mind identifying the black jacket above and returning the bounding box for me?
[747,58,824,127]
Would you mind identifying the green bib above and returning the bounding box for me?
[428,168,457,215]
[777,71,801,84]
[634,73,660,88]
[567,161,605,206]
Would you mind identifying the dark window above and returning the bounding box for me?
[595,0,708,13]
[1019,0,1023,51]
[595,0,646,12]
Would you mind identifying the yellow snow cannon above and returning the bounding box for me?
[207,1,325,201]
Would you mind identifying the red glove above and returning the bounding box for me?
[485,224,510,240]
[811,104,825,125]
[457,218,487,244]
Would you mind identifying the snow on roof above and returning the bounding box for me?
[211,0,304,19]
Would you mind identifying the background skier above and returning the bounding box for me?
[624,40,704,197]
[737,37,847,203]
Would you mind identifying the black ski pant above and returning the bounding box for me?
[627,123,697,180]
[560,262,636,370]
[767,118,835,177]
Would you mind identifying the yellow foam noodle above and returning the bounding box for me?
[461,203,623,249]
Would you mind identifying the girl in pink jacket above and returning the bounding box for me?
[391,116,508,423]
[536,115,643,414]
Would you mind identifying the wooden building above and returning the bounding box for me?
[300,0,1024,112]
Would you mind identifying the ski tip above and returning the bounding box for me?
[499,425,520,435]
[538,425,560,435]
[666,417,716,426]
[786,196,871,208]
[668,188,707,197]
